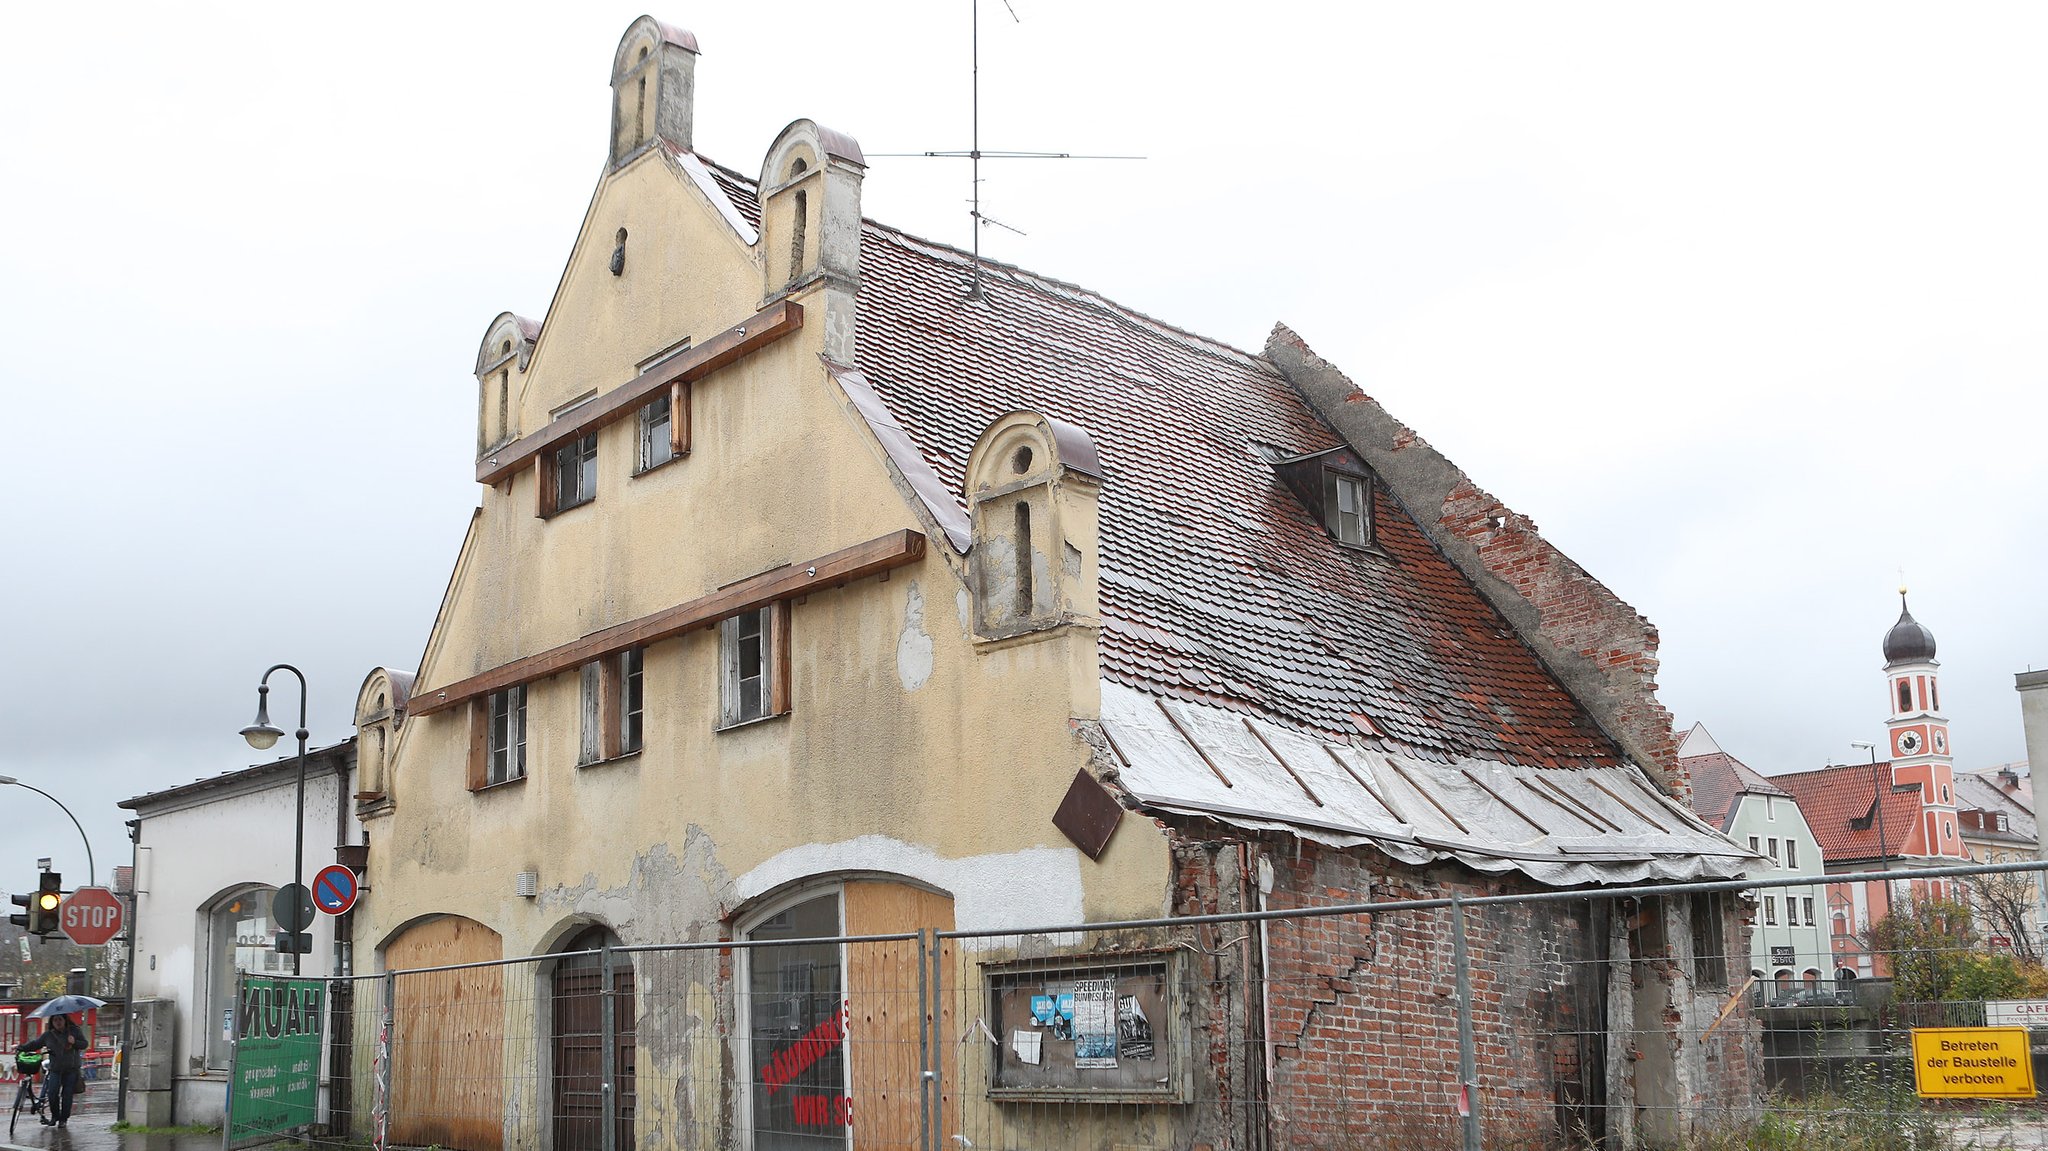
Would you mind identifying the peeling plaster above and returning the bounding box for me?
[735,835,1085,932]
[955,588,973,636]
[896,581,934,691]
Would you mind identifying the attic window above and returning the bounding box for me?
[1323,469,1371,547]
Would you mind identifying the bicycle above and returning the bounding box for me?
[10,1053,47,1138]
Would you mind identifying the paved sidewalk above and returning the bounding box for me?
[2,1092,218,1151]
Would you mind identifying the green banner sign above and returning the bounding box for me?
[226,977,325,1149]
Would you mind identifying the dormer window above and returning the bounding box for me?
[1263,444,1380,553]
[1324,469,1371,547]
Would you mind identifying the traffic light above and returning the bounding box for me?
[32,872,61,936]
[7,891,28,932]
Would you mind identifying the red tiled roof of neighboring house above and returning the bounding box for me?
[1773,762,1926,863]
[1683,750,1790,830]
[703,161,1625,769]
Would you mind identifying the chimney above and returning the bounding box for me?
[609,17,700,169]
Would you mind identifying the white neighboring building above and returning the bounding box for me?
[1680,723,1832,996]
[118,738,360,1125]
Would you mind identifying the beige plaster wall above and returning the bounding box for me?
[363,140,1170,968]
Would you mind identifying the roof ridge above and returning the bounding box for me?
[695,152,1275,370]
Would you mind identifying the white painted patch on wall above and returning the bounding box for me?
[897,581,934,692]
[955,588,973,636]
[735,835,1085,935]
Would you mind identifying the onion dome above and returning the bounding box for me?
[1882,591,1937,665]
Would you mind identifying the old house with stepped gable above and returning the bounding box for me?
[350,17,1760,1151]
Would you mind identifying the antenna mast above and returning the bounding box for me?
[868,0,1141,299]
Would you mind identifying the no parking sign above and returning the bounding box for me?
[311,864,359,916]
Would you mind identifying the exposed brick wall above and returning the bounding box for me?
[1168,828,1759,1150]
[1264,326,1685,800]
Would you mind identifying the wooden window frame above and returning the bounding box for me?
[1689,892,1729,988]
[1322,467,1372,548]
[718,601,791,730]
[578,648,644,765]
[540,432,599,518]
[470,685,527,790]
[619,647,645,754]
[636,383,691,474]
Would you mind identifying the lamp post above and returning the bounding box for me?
[0,777,95,886]
[1,776,98,997]
[239,664,310,976]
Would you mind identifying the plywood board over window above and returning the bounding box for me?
[844,882,955,1151]
[385,917,505,1151]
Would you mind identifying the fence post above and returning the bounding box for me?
[929,930,945,1151]
[918,930,933,1151]
[1452,896,1481,1151]
[372,972,393,1151]
[601,943,618,1151]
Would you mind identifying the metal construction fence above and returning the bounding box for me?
[238,859,2048,1151]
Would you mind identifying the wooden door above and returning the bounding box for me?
[552,929,634,1151]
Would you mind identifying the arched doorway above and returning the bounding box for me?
[552,926,634,1151]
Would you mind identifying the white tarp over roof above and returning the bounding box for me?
[1099,682,1754,887]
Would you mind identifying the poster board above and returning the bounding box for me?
[982,951,1186,1102]
[224,976,325,1149]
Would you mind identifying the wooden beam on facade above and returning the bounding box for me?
[475,299,803,487]
[407,528,927,718]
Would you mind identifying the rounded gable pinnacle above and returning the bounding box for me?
[761,119,865,191]
[613,15,697,81]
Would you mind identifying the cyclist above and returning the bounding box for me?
[19,1015,86,1128]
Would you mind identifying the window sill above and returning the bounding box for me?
[540,498,596,521]
[473,774,528,794]
[577,749,643,769]
[715,710,790,735]
[632,454,686,479]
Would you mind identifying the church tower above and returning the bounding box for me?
[1882,590,1963,859]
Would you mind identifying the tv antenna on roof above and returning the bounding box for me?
[868,0,1142,299]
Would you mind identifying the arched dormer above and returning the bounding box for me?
[475,312,538,458]
[965,411,1103,639]
[609,16,699,168]
[758,120,865,311]
[353,666,414,819]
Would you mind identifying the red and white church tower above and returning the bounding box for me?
[1882,591,1967,870]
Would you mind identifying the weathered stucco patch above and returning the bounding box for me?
[735,835,1085,932]
[896,581,934,691]
[955,587,973,636]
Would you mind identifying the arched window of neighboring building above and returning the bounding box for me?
[205,885,286,1070]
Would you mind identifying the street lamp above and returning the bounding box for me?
[239,664,310,975]
[0,776,96,885]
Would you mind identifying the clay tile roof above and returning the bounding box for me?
[1682,749,1789,830]
[703,161,1624,769]
[1773,762,1923,862]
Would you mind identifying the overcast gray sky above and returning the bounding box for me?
[2,3,2043,894]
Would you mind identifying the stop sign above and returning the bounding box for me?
[60,886,123,947]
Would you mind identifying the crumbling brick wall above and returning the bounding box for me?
[1169,829,1759,1151]
[1264,326,1683,800]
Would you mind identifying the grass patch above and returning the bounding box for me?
[110,1122,221,1135]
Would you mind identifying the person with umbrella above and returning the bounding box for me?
[20,996,99,1129]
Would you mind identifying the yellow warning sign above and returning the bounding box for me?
[1910,1027,2037,1098]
